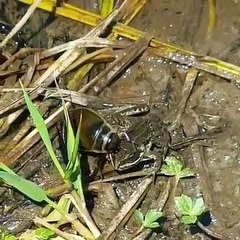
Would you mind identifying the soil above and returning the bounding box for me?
[1,0,240,239]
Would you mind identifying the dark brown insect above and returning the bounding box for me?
[71,108,121,153]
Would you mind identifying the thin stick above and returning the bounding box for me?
[0,0,42,48]
[197,221,222,240]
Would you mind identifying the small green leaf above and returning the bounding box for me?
[191,197,205,216]
[161,156,194,178]
[138,210,163,229]
[5,235,17,240]
[144,210,162,224]
[143,222,160,229]
[0,171,47,202]
[135,209,144,225]
[175,195,193,215]
[178,168,195,178]
[182,215,197,225]
[35,227,55,240]
[175,194,206,226]
[161,156,183,176]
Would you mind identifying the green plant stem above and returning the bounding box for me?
[45,197,95,239]
[172,176,180,198]
[130,225,144,240]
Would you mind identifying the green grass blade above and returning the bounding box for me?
[65,116,76,169]
[0,163,16,174]
[69,112,81,171]
[64,109,81,180]
[20,81,65,179]
[0,170,47,202]
[101,0,114,17]
[64,111,80,180]
[208,0,216,35]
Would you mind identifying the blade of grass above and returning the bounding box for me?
[44,199,96,239]
[101,0,114,17]
[20,81,65,179]
[53,77,85,207]
[53,77,81,183]
[0,163,16,174]
[207,0,216,35]
[65,112,81,178]
[0,168,48,202]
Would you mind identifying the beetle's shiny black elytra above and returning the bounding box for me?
[71,108,120,153]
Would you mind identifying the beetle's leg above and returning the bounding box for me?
[108,153,116,169]
[118,131,130,141]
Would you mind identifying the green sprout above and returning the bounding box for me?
[161,156,195,199]
[135,209,163,230]
[4,235,17,240]
[0,230,17,240]
[161,156,194,180]
[174,194,205,225]
[35,227,55,240]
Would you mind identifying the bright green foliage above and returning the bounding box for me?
[44,195,71,222]
[0,166,47,202]
[4,235,17,240]
[135,209,144,226]
[161,156,194,178]
[174,194,205,225]
[135,209,163,229]
[64,113,81,182]
[101,0,114,17]
[0,229,16,240]
[35,227,55,240]
[20,81,65,179]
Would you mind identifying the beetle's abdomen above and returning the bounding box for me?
[72,108,120,153]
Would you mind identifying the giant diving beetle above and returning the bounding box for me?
[71,107,121,154]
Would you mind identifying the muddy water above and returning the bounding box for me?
[1,0,240,239]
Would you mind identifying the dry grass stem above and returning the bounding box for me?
[101,178,152,239]
[0,0,42,48]
[41,38,130,58]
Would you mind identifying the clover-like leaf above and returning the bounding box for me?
[135,209,163,230]
[161,156,182,176]
[5,235,17,240]
[191,197,205,216]
[144,210,163,224]
[175,194,206,226]
[35,227,55,240]
[143,209,162,229]
[178,167,195,178]
[175,194,193,216]
[143,222,160,229]
[135,209,144,226]
[182,215,197,225]
[161,156,194,179]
